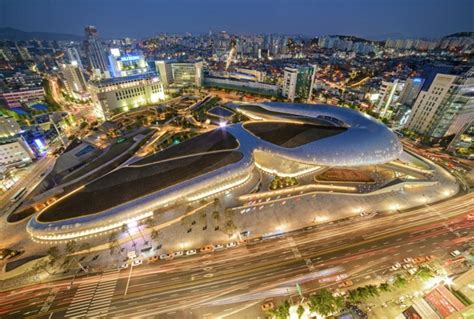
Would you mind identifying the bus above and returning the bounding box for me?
[10,187,27,203]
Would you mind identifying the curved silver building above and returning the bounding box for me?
[27,103,404,242]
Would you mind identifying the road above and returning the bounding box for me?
[0,192,472,318]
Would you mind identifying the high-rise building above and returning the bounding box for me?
[108,49,148,78]
[398,77,424,106]
[282,65,317,102]
[155,61,173,87]
[405,68,474,139]
[61,63,88,99]
[446,108,474,154]
[84,26,109,78]
[171,62,203,87]
[65,47,83,69]
[376,80,404,117]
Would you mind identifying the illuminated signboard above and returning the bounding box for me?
[121,55,140,62]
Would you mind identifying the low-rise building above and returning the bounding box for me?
[0,137,35,167]
[0,116,21,138]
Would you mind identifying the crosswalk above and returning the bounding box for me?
[65,269,120,318]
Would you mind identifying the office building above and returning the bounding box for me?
[171,62,203,87]
[398,77,424,106]
[65,47,83,69]
[108,49,148,78]
[0,137,35,166]
[84,26,109,78]
[446,108,473,155]
[155,61,173,87]
[61,63,88,99]
[0,116,21,138]
[405,68,474,139]
[90,74,165,119]
[282,65,317,102]
[376,80,404,117]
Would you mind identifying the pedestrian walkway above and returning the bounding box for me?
[65,269,120,318]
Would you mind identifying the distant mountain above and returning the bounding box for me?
[0,27,83,41]
[443,31,474,38]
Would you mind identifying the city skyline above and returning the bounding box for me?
[1,0,473,39]
[0,2,473,318]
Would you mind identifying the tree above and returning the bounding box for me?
[65,240,78,254]
[308,288,341,316]
[393,274,408,288]
[378,282,391,292]
[366,284,380,297]
[121,223,137,247]
[212,211,220,222]
[267,300,291,319]
[297,305,305,319]
[151,229,161,241]
[415,266,434,281]
[47,246,61,265]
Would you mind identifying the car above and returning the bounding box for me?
[186,249,197,256]
[226,242,238,248]
[240,230,250,237]
[403,257,413,263]
[450,250,461,257]
[413,256,427,264]
[200,245,214,253]
[120,263,129,269]
[171,251,184,257]
[213,244,224,250]
[402,263,413,270]
[338,280,354,288]
[390,263,401,271]
[148,255,159,263]
[261,301,275,311]
[132,258,143,266]
[319,274,348,283]
[160,253,172,260]
[407,268,417,275]
[466,213,474,221]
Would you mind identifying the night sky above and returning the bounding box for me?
[1,0,473,39]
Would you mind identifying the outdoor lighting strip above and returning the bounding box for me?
[186,173,252,201]
[253,160,320,178]
[30,211,153,241]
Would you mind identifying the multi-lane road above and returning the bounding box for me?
[0,191,472,318]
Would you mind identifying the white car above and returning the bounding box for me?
[450,250,461,257]
[172,251,184,257]
[226,242,238,248]
[160,253,172,260]
[120,262,129,269]
[390,263,401,271]
[402,263,413,270]
[407,268,417,275]
[132,258,143,266]
[403,257,413,263]
[213,244,224,250]
[186,249,197,256]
